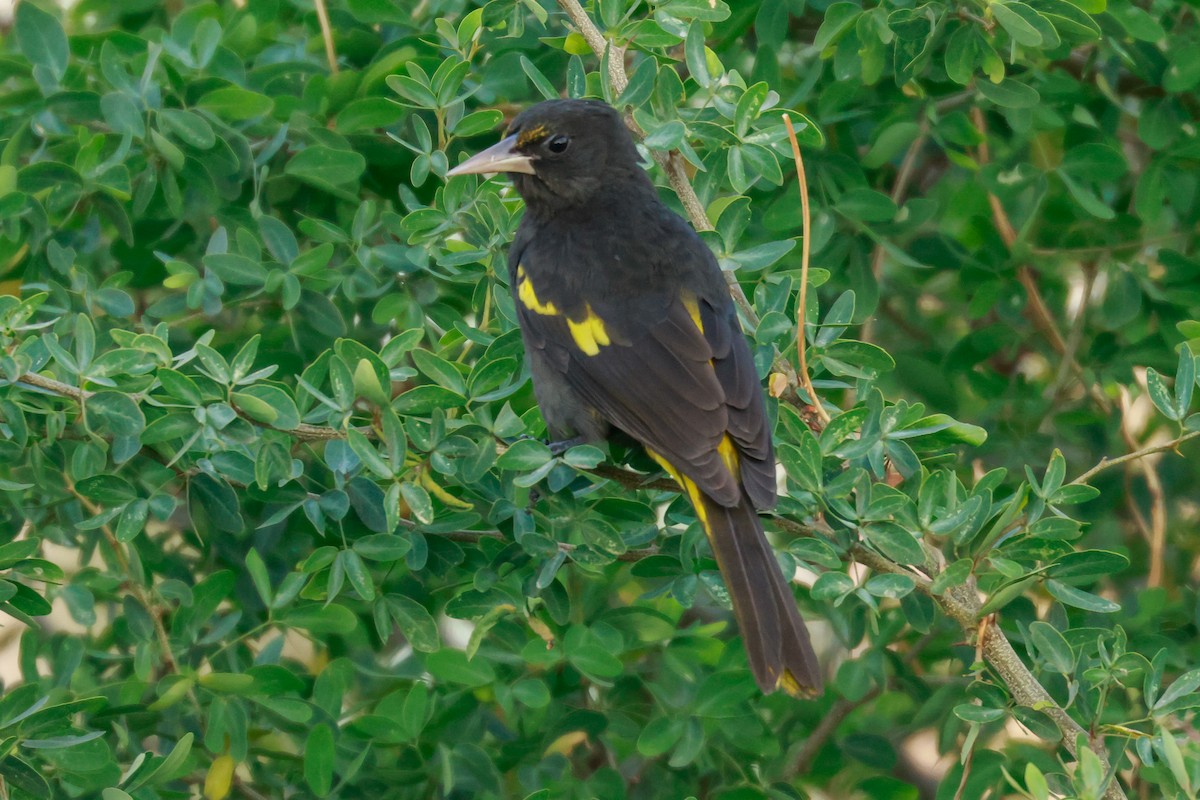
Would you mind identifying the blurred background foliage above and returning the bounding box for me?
[0,0,1198,797]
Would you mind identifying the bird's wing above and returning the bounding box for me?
[516,283,775,511]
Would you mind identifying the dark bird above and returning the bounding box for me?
[447,99,822,696]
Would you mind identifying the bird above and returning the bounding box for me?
[447,98,822,697]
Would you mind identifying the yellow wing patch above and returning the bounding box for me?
[717,435,741,479]
[681,292,704,333]
[566,306,611,356]
[516,266,559,316]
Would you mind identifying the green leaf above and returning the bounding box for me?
[15,2,69,85]
[102,93,145,138]
[637,717,684,757]
[281,604,359,634]
[75,474,137,506]
[425,648,495,685]
[1045,579,1120,613]
[1145,367,1180,420]
[245,548,272,606]
[0,755,51,798]
[1057,171,1116,219]
[954,704,1006,723]
[197,86,275,120]
[347,430,393,479]
[864,573,915,598]
[158,109,216,149]
[992,2,1044,46]
[304,724,335,796]
[861,522,925,565]
[518,56,558,100]
[836,188,897,222]
[204,253,268,286]
[285,147,367,189]
[1028,621,1074,674]
[813,2,862,51]
[977,78,1040,108]
[385,594,439,652]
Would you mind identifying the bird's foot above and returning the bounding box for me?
[547,436,586,456]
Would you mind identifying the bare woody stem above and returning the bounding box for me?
[554,0,759,326]
[783,113,830,426]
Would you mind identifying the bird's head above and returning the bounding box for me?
[446,99,647,211]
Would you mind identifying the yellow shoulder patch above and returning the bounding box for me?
[516,266,559,316]
[566,306,611,356]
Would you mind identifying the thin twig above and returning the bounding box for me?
[970,107,1111,413]
[17,372,350,442]
[313,0,339,74]
[783,114,830,426]
[68,484,179,674]
[1117,388,1167,588]
[869,119,929,281]
[1045,263,1097,406]
[553,0,760,326]
[1069,430,1200,486]
[791,686,883,774]
[412,525,658,563]
[938,583,1127,800]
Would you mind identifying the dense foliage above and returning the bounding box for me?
[0,0,1198,797]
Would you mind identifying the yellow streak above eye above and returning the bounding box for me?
[516,266,559,316]
[566,305,611,356]
[682,292,704,333]
[517,124,548,147]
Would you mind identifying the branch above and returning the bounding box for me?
[796,513,1128,797]
[938,583,1127,800]
[313,0,339,74]
[1069,429,1199,486]
[412,525,658,563]
[17,372,350,441]
[783,113,830,426]
[68,482,179,674]
[554,0,759,326]
[970,107,1111,413]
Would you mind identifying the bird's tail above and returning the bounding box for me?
[695,490,822,696]
[647,450,821,696]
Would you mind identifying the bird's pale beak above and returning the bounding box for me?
[446,134,537,177]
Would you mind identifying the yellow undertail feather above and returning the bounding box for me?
[646,445,821,698]
[646,448,709,526]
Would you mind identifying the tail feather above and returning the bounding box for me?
[699,491,822,696]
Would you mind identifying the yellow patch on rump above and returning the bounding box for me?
[681,292,704,333]
[645,448,710,528]
[516,266,559,316]
[566,305,611,356]
[777,669,808,697]
[517,124,548,147]
[717,435,741,480]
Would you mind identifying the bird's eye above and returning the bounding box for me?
[546,135,571,154]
